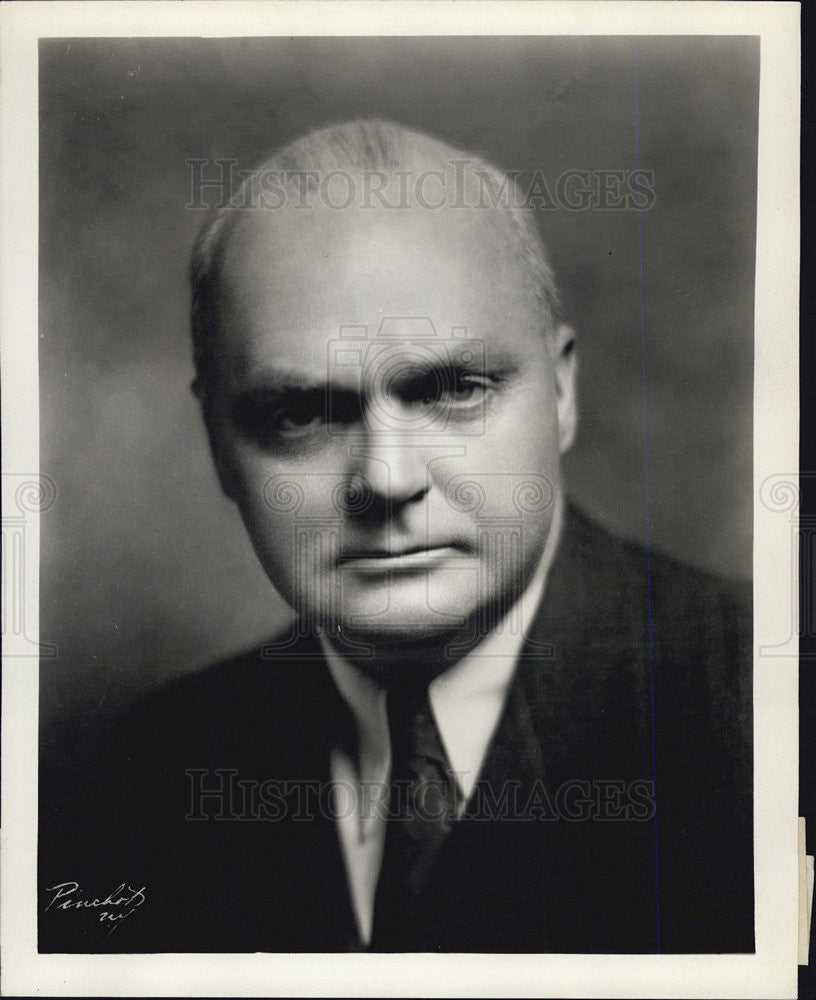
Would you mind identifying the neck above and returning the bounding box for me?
[322,627,473,684]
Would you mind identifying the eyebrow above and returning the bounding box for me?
[227,348,520,400]
[227,376,362,421]
[227,369,332,398]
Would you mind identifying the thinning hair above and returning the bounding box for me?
[190,119,561,400]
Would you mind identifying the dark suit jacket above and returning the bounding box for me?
[39,503,754,953]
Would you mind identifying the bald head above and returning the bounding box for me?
[189,119,561,402]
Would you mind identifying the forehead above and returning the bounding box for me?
[215,201,544,385]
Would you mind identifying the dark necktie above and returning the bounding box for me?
[369,675,462,950]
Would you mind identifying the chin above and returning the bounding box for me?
[325,593,499,676]
[344,583,478,639]
[334,605,469,645]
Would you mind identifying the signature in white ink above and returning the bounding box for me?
[44,881,146,934]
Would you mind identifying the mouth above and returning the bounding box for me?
[338,545,465,572]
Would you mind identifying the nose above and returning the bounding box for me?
[349,431,429,510]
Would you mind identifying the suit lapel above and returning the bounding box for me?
[516,502,661,951]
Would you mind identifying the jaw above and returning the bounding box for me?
[316,589,523,681]
[320,625,470,683]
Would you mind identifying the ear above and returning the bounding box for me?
[193,380,239,502]
[551,323,578,454]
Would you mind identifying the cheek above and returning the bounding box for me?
[236,499,292,578]
[218,444,296,568]
[459,388,560,555]
[230,455,348,580]
[467,386,561,487]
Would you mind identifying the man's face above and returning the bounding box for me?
[205,196,575,657]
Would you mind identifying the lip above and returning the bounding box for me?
[338,545,464,572]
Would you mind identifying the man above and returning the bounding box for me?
[39,119,753,954]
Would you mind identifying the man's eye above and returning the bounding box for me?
[231,395,327,446]
[429,371,489,408]
[272,406,324,437]
[400,369,488,408]
[447,371,486,404]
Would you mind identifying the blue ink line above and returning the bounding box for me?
[633,38,661,954]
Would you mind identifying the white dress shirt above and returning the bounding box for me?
[320,493,564,944]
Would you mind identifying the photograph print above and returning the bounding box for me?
[37,33,757,955]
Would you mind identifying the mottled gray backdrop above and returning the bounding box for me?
[39,36,758,731]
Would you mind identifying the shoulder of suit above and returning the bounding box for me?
[564,499,751,620]
[554,501,752,712]
[108,627,328,758]
[550,502,752,763]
